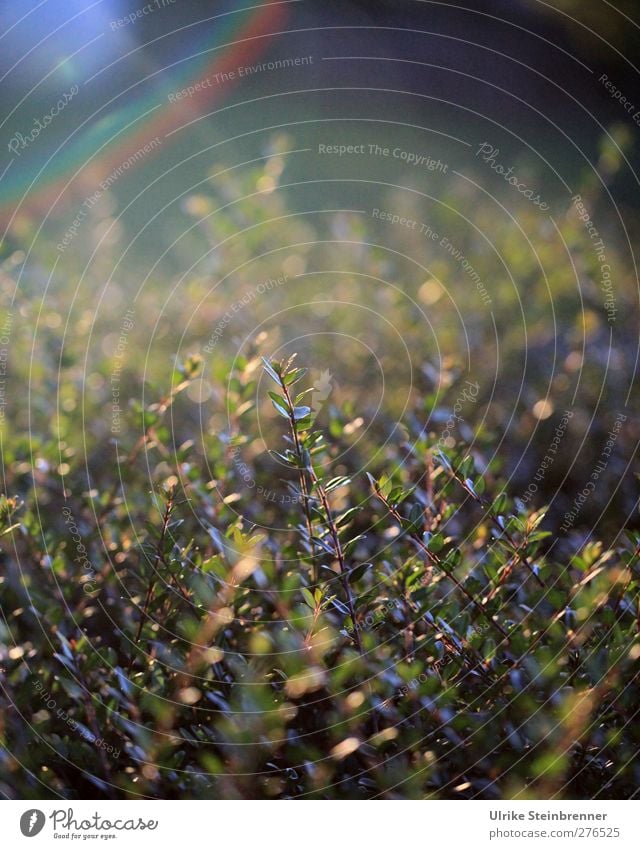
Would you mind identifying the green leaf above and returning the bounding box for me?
[294,388,314,404]
[388,485,413,506]
[349,562,372,582]
[528,530,552,543]
[293,406,312,421]
[378,474,393,498]
[270,397,290,418]
[444,548,461,568]
[335,507,360,528]
[406,568,426,589]
[460,456,475,478]
[405,503,424,534]
[427,532,445,553]
[324,476,351,493]
[343,534,366,556]
[269,449,296,465]
[492,493,508,515]
[436,451,452,472]
[311,536,336,556]
[330,597,350,616]
[284,368,308,386]
[58,677,83,699]
[262,357,282,385]
[268,390,290,411]
[301,587,316,609]
[293,414,313,430]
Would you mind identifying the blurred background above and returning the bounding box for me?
[1,0,639,541]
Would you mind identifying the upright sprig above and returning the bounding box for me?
[435,450,547,589]
[127,484,188,675]
[99,353,204,523]
[369,472,511,643]
[263,356,364,653]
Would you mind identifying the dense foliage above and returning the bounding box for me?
[1,342,639,799]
